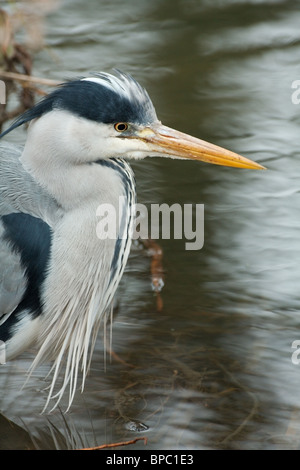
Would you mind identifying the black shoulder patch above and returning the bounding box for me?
[2,213,52,315]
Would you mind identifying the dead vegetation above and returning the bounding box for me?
[0,2,60,132]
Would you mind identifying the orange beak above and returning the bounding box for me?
[136,123,265,170]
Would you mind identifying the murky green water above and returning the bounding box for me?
[1,0,300,450]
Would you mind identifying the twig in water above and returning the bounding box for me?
[80,436,148,450]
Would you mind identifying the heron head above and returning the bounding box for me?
[0,70,264,169]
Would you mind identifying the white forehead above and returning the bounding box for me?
[82,72,147,103]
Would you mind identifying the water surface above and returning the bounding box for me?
[1,0,300,450]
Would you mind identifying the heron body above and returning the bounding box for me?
[0,71,264,411]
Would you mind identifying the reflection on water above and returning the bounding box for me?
[1,0,300,450]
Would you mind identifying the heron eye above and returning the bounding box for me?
[114,122,128,132]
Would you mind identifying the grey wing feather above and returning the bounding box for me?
[0,142,62,226]
[0,143,61,318]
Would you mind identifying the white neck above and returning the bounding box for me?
[20,115,122,210]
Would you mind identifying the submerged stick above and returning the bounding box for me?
[80,436,148,450]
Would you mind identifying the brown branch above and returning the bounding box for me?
[80,436,148,450]
[0,70,62,87]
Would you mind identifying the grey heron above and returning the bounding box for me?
[0,71,264,411]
